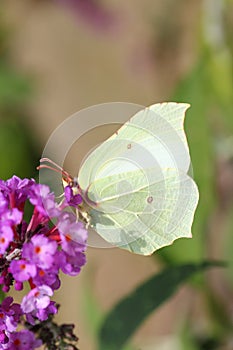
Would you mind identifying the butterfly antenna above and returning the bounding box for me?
[37,158,72,183]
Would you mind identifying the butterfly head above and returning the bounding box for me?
[37,158,92,227]
[37,157,82,200]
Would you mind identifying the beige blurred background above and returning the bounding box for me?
[1,0,233,349]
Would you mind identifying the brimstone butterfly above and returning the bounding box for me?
[39,102,199,255]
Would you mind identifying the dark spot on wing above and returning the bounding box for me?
[147,196,153,204]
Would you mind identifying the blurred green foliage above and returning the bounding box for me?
[0,117,38,179]
[157,2,233,266]
[0,60,31,108]
[0,19,39,180]
[159,56,216,264]
[158,35,233,265]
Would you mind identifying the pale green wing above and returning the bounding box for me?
[86,168,199,255]
[78,103,191,193]
[148,102,190,150]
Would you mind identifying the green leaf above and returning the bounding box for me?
[98,261,225,350]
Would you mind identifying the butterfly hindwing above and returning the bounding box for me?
[86,168,198,255]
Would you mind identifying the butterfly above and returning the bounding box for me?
[39,102,199,255]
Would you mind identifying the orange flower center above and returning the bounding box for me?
[34,246,41,254]
[39,270,45,277]
[13,339,21,346]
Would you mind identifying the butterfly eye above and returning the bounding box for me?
[72,177,79,188]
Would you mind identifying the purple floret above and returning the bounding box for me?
[10,260,37,282]
[7,329,42,350]
[22,235,57,270]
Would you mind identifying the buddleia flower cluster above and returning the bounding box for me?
[0,176,87,349]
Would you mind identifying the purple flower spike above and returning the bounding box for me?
[0,174,87,348]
